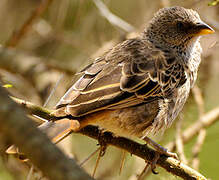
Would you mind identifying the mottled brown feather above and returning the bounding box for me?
[55,38,186,117]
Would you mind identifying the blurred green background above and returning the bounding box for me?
[0,0,218,179]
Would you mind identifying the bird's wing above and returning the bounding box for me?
[55,38,186,117]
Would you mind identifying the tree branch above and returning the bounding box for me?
[166,107,219,151]
[80,126,206,180]
[0,87,93,180]
[92,0,135,33]
[11,96,58,122]
[0,46,76,76]
[6,0,54,47]
[11,96,212,180]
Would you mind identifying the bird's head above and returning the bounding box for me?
[144,6,214,49]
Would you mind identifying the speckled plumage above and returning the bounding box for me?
[53,6,213,139]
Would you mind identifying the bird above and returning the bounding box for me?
[7,6,214,170]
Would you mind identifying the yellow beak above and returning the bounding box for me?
[196,22,215,36]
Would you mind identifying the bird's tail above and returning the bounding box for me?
[6,119,80,155]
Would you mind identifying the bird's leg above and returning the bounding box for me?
[97,130,108,156]
[143,136,178,159]
[149,152,160,174]
[142,136,178,174]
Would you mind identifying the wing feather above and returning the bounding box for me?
[55,38,187,117]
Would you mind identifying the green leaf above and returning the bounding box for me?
[208,0,219,6]
[3,84,13,88]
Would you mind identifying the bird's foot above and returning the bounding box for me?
[97,130,108,156]
[163,149,178,159]
[143,136,178,159]
[142,136,178,174]
[137,151,160,179]
[150,151,160,174]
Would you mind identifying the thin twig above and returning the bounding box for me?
[10,96,58,122]
[92,145,106,178]
[191,129,206,170]
[192,85,205,116]
[137,163,150,180]
[79,147,101,167]
[128,158,146,180]
[119,150,126,175]
[191,85,206,169]
[6,0,54,47]
[175,116,188,164]
[166,106,219,151]
[0,46,76,75]
[92,0,135,33]
[26,165,34,180]
[43,73,64,107]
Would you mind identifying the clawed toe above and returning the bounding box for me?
[165,150,178,159]
[143,151,160,175]
[147,150,176,175]
[97,130,108,157]
[143,136,178,159]
[150,152,160,174]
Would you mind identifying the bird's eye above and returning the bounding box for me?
[176,21,184,29]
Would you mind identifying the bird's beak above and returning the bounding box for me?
[195,22,215,36]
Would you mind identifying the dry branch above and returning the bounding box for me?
[191,85,206,170]
[10,96,211,180]
[0,47,76,76]
[175,116,188,164]
[0,87,93,180]
[191,129,206,170]
[6,0,54,47]
[166,107,219,151]
[11,96,58,122]
[93,0,135,33]
[81,126,207,180]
